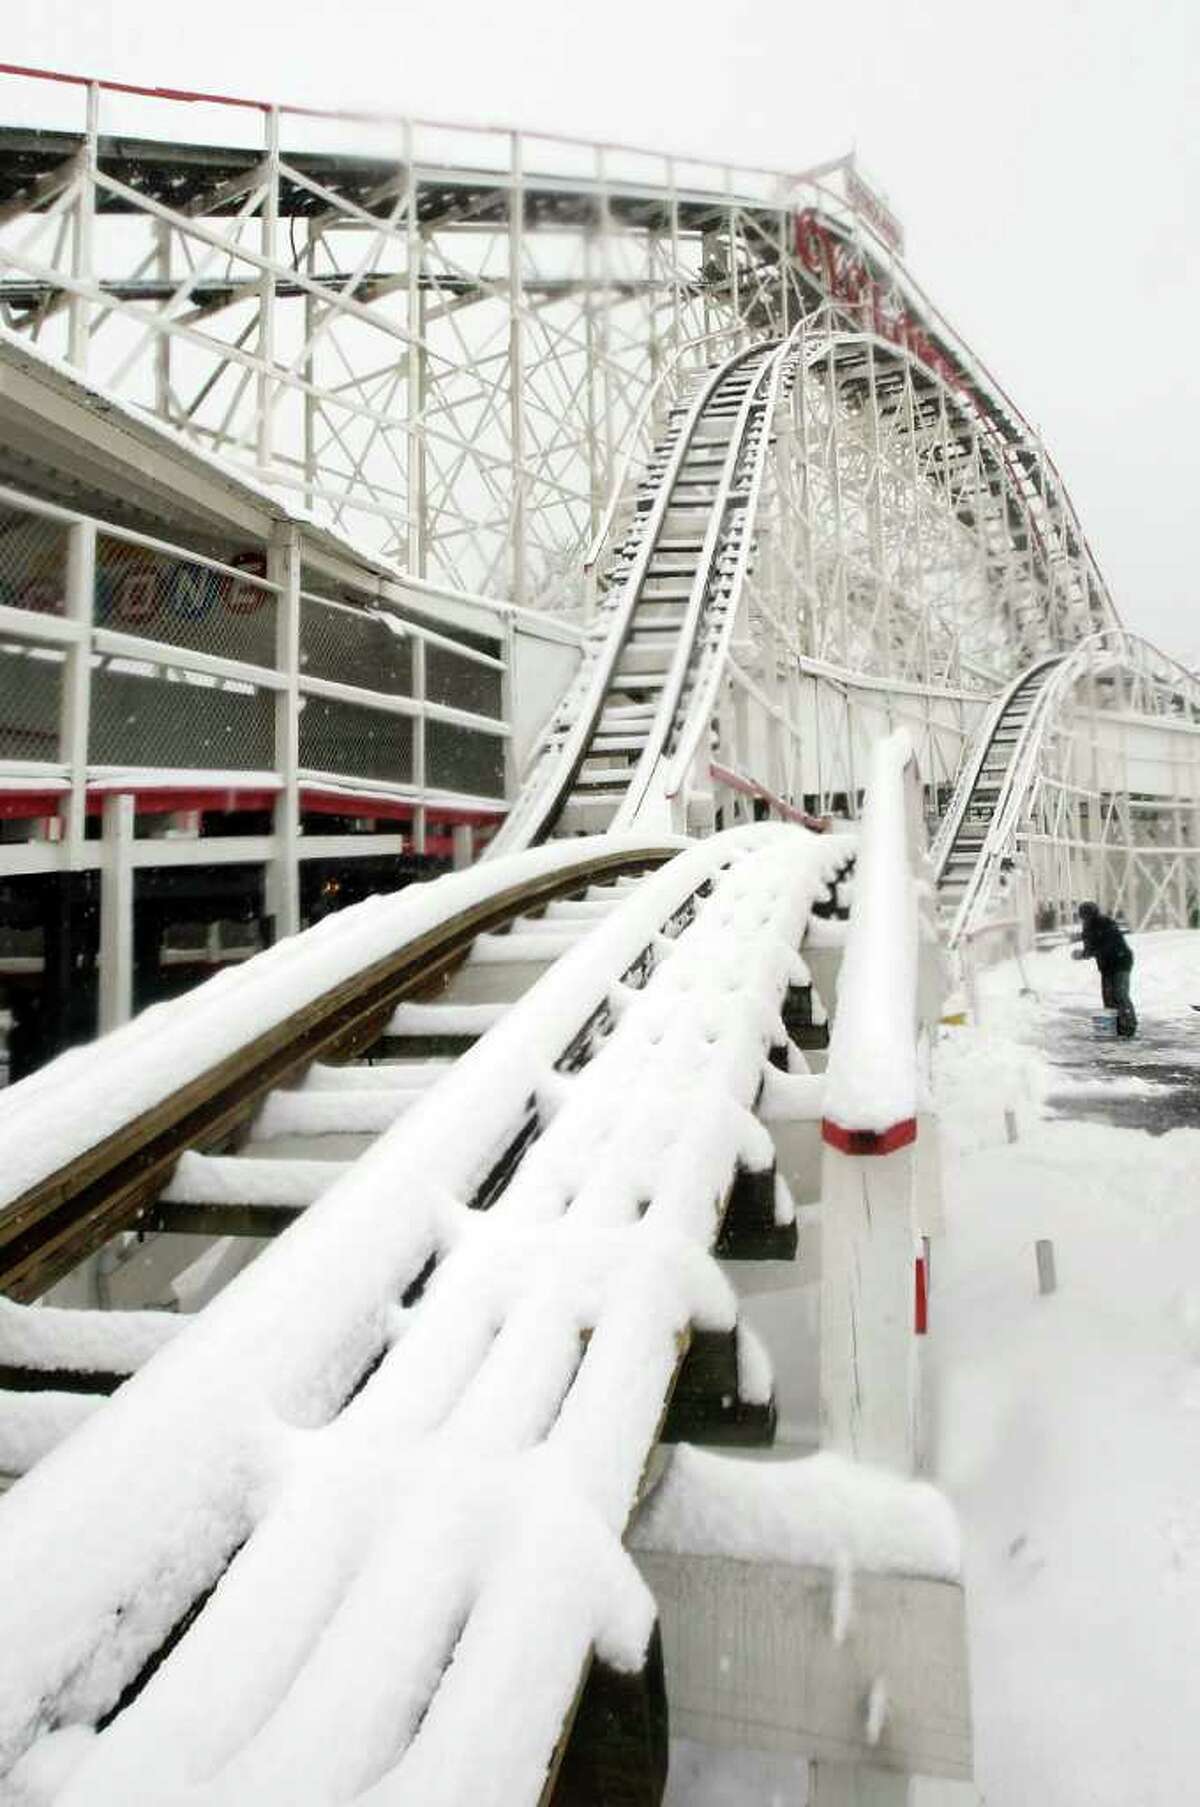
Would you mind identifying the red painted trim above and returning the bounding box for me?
[86,787,277,817]
[709,764,830,833]
[0,780,506,830]
[299,789,411,823]
[821,1117,918,1156]
[298,790,502,828]
[915,1256,929,1335]
[0,791,66,820]
[0,61,269,111]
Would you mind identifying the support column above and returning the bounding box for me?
[68,83,98,371]
[508,131,528,607]
[451,823,473,870]
[60,519,95,861]
[256,106,280,473]
[266,526,301,940]
[819,1134,919,1474]
[98,792,134,1033]
[404,122,428,579]
[154,217,172,423]
[412,632,427,856]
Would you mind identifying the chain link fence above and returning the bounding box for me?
[298,694,414,785]
[0,505,70,617]
[0,642,63,761]
[89,659,275,770]
[426,720,505,798]
[300,593,412,693]
[95,536,278,669]
[0,490,513,805]
[426,641,503,719]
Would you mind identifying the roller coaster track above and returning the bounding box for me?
[490,333,804,853]
[0,841,680,1306]
[931,654,1064,942]
[0,826,854,1803]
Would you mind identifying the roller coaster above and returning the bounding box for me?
[0,59,1195,1806]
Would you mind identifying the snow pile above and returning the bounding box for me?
[757,1064,826,1122]
[0,825,851,1803]
[823,731,923,1133]
[630,1444,960,1581]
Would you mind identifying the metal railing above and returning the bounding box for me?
[0,481,510,816]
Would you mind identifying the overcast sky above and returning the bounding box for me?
[7,0,1198,663]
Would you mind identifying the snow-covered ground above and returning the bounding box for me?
[931,930,1200,1807]
[667,929,1200,1805]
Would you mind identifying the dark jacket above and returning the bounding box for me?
[1080,910,1133,972]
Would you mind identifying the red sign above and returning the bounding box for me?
[794,209,970,398]
[844,168,905,257]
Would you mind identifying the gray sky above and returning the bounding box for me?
[8,0,1198,663]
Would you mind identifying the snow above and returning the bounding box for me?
[252,1087,422,1139]
[927,931,1200,1807]
[468,929,587,963]
[823,732,922,1133]
[735,1324,775,1407]
[757,1065,826,1122]
[0,824,850,1800]
[0,1393,105,1479]
[161,1154,343,1208]
[0,1298,179,1376]
[384,1000,508,1036]
[630,1445,960,1581]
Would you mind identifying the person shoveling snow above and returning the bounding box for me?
[1072,900,1137,1037]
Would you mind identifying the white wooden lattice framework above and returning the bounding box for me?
[0,65,1196,929]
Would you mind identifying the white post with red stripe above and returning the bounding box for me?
[820,1120,921,1474]
[818,734,938,1476]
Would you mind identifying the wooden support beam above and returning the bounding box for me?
[139,1201,301,1239]
[546,1628,670,1807]
[661,1329,775,1447]
[717,1164,797,1261]
[368,1031,481,1059]
[0,1364,124,1396]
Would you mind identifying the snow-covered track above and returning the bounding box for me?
[490,334,802,852]
[930,655,1063,941]
[0,840,678,1304]
[0,826,853,1805]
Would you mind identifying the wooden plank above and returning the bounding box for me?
[139,1201,302,1239]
